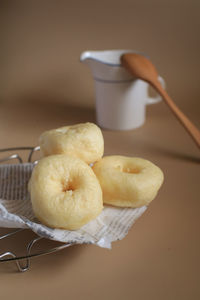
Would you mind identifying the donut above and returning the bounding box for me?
[39,122,104,164]
[28,154,103,230]
[92,155,164,208]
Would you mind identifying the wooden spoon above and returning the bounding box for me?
[121,53,200,149]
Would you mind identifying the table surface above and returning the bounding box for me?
[0,97,199,300]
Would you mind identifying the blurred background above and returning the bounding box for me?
[1,0,200,109]
[0,0,200,149]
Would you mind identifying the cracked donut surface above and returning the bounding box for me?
[39,122,104,164]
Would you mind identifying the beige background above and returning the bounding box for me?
[1,0,200,109]
[0,0,200,299]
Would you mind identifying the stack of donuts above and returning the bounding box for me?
[28,122,164,230]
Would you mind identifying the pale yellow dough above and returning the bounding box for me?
[39,122,104,164]
[28,154,103,230]
[92,156,164,208]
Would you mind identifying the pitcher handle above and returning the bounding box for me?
[147,76,166,104]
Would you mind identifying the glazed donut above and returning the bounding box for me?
[28,154,103,230]
[39,122,104,164]
[92,156,164,208]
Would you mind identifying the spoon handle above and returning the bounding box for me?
[153,80,200,149]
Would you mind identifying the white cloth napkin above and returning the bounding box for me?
[0,163,147,249]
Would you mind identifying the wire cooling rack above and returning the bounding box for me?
[0,147,74,272]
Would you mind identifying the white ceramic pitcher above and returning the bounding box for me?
[80,50,165,130]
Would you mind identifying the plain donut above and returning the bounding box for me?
[92,155,164,207]
[39,122,104,164]
[28,154,103,230]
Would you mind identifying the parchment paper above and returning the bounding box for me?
[0,163,147,249]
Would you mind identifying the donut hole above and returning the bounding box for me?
[115,165,140,174]
[123,167,140,174]
[61,180,76,193]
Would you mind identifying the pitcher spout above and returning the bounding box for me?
[80,49,137,81]
[80,51,92,64]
